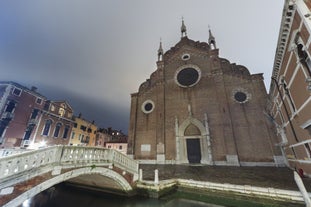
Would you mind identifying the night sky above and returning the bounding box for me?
[0,0,283,133]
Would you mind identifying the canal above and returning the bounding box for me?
[19,183,304,207]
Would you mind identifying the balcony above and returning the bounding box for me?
[28,119,38,125]
[1,112,14,120]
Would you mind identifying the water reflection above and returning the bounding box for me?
[19,183,303,207]
[19,184,223,207]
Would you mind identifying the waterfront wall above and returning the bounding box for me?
[137,178,310,204]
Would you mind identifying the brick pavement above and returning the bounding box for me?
[139,165,311,191]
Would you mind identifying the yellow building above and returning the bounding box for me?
[69,114,97,146]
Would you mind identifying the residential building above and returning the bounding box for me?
[0,81,46,148]
[268,0,311,177]
[128,21,283,166]
[32,100,75,147]
[70,114,97,146]
[104,128,128,154]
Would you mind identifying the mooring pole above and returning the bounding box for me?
[294,171,311,207]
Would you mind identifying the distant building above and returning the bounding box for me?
[32,100,75,147]
[95,128,111,147]
[105,141,128,155]
[104,128,128,154]
[0,81,46,148]
[268,0,311,177]
[128,21,283,165]
[69,114,98,146]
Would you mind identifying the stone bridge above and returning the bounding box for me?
[0,146,139,207]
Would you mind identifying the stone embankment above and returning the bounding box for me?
[136,165,311,205]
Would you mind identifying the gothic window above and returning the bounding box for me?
[292,31,311,76]
[282,81,296,114]
[184,124,201,136]
[42,120,52,136]
[63,125,70,139]
[53,123,62,138]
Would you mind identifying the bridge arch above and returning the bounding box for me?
[3,167,133,207]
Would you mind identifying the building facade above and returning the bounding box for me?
[128,22,283,166]
[268,0,311,177]
[69,114,98,146]
[0,82,46,148]
[32,100,75,147]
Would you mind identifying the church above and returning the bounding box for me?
[127,21,284,166]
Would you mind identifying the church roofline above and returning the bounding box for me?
[163,36,210,59]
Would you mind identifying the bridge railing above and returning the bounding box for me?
[0,145,139,182]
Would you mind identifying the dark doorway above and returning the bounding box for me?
[186,138,201,163]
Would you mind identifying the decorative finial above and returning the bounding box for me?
[208,25,216,49]
[181,17,187,38]
[157,38,163,61]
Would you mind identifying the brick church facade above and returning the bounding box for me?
[128,21,284,166]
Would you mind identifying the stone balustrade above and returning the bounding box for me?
[0,146,139,182]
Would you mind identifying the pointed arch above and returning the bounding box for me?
[178,117,207,137]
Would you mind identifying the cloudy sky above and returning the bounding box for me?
[0,0,284,133]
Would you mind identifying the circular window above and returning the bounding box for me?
[181,53,190,60]
[234,92,247,103]
[141,100,155,114]
[175,67,201,87]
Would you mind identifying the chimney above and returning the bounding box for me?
[31,86,37,92]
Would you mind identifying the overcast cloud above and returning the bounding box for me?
[0,0,284,133]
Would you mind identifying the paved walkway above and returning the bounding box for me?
[139,165,311,191]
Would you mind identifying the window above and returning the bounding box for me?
[42,120,52,136]
[119,145,123,150]
[5,101,16,113]
[0,123,7,138]
[175,67,201,87]
[306,125,311,136]
[30,109,39,120]
[12,88,21,96]
[141,100,155,114]
[87,128,92,133]
[53,123,62,138]
[80,125,87,131]
[71,132,75,139]
[23,124,35,140]
[36,98,42,105]
[63,125,70,139]
[58,108,65,117]
[305,143,311,158]
[73,123,77,128]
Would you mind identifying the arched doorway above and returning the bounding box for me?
[175,116,212,164]
[184,124,202,163]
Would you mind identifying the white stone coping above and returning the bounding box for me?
[137,179,309,203]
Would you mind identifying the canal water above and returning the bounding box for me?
[19,183,302,207]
